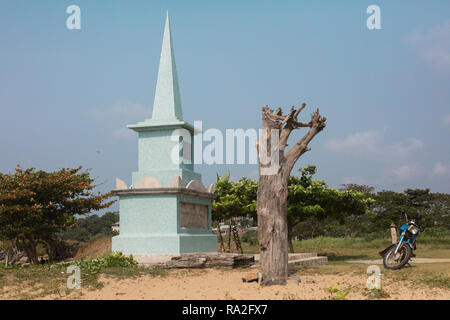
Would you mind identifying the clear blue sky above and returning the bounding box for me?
[1,1,449,213]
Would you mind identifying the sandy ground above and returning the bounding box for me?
[47,267,450,300]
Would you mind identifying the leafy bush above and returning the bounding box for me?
[293,236,392,249]
[56,252,136,283]
[103,252,138,268]
[421,227,450,238]
[70,251,137,273]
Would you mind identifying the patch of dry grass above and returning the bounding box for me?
[72,236,112,260]
[382,263,450,290]
[1,235,449,300]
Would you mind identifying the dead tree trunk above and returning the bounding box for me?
[257,104,326,285]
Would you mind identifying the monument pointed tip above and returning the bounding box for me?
[163,10,171,34]
[152,12,184,121]
[165,10,170,24]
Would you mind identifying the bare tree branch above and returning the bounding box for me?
[261,102,322,153]
[284,108,326,171]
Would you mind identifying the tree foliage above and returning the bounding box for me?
[370,188,445,231]
[0,166,115,264]
[213,167,450,247]
[212,172,257,223]
[287,165,372,251]
[60,211,119,242]
[213,166,373,252]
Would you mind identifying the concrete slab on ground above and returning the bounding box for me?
[133,254,175,265]
[134,252,255,269]
[253,253,328,266]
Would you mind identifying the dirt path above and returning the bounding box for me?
[347,258,450,264]
[37,267,450,300]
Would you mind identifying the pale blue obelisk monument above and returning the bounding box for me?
[112,12,218,254]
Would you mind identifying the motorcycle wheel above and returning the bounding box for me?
[383,244,411,270]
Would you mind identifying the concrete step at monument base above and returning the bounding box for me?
[253,253,327,267]
[288,253,318,260]
[135,253,255,269]
[288,256,328,266]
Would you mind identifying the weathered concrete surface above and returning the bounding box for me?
[135,252,327,269]
[253,253,328,267]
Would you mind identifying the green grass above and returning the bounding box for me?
[282,292,300,300]
[292,235,450,251]
[384,263,450,290]
[240,236,450,260]
[293,237,391,250]
[241,236,392,254]
[413,273,450,289]
[326,283,351,300]
[362,288,391,300]
[0,263,71,299]
[290,260,450,291]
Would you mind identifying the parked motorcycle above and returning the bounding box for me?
[379,214,420,270]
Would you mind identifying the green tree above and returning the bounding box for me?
[213,166,372,253]
[404,188,433,226]
[212,172,257,223]
[340,184,375,196]
[371,188,435,232]
[60,211,119,242]
[370,190,407,232]
[0,166,114,264]
[287,165,372,252]
[212,172,257,252]
[428,193,450,229]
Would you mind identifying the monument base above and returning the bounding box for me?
[112,233,218,255]
[133,253,255,269]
